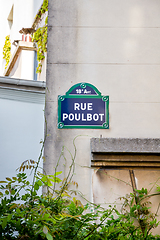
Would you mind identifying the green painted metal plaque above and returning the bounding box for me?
[58,83,109,129]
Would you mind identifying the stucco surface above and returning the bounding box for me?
[48,0,160,28]
[45,0,160,208]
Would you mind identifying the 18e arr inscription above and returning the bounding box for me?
[58,83,109,129]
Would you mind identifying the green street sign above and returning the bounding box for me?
[58,83,109,129]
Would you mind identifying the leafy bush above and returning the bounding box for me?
[0,143,160,239]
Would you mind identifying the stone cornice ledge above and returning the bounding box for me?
[0,76,46,93]
[91,138,160,154]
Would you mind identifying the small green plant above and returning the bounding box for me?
[3,35,11,69]
[1,169,160,239]
[37,0,48,16]
[120,188,160,239]
[32,0,48,73]
[0,136,160,239]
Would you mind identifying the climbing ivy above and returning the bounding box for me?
[3,35,11,69]
[38,0,48,16]
[32,0,48,73]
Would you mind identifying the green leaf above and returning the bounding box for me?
[6,177,12,181]
[43,214,50,220]
[7,215,12,221]
[157,185,160,192]
[53,171,62,177]
[46,232,53,240]
[50,177,62,183]
[34,183,40,191]
[5,190,9,195]
[2,218,7,229]
[11,189,16,195]
[37,180,43,186]
[118,236,125,240]
[41,175,47,182]
[26,181,30,185]
[16,208,21,214]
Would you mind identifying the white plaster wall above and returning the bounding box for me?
[92,168,160,235]
[9,51,22,78]
[20,50,35,80]
[0,0,43,76]
[45,0,160,206]
[9,49,36,80]
[0,88,45,181]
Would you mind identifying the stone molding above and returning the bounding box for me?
[0,76,46,93]
[91,138,160,153]
[91,138,160,169]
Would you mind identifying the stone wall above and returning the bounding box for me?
[45,1,160,232]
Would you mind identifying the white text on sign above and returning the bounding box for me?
[62,102,104,122]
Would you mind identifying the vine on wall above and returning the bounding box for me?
[3,35,11,69]
[32,0,48,73]
[38,0,48,17]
